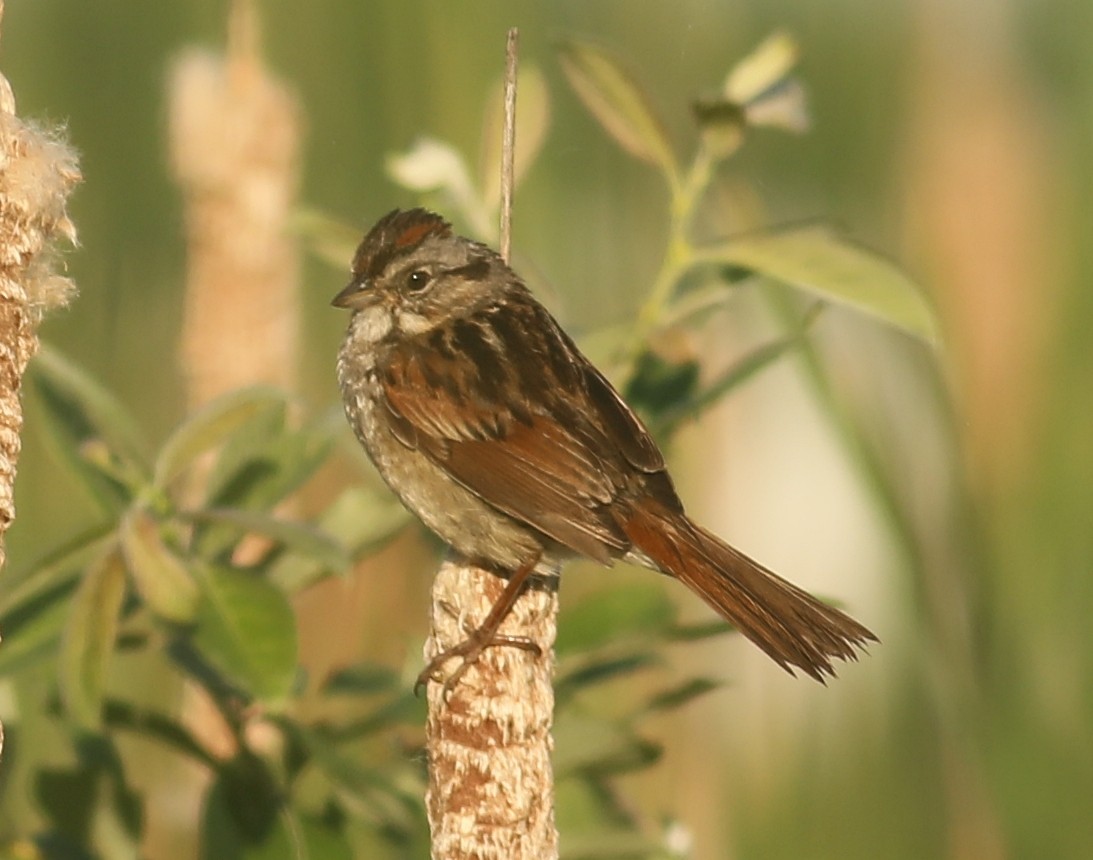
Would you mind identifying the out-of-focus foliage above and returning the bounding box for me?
[2,1,1092,859]
[0,28,939,858]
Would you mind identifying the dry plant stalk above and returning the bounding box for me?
[425,559,559,859]
[169,0,302,409]
[162,0,302,820]
[424,27,560,860]
[0,6,82,759]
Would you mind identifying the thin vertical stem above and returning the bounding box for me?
[499,28,518,263]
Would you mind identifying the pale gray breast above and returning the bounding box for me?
[337,328,542,569]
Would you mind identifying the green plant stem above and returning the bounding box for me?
[628,146,717,362]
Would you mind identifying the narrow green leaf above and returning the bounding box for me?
[203,400,288,505]
[558,40,678,179]
[321,663,399,697]
[59,550,128,730]
[299,728,418,829]
[119,509,201,623]
[665,618,735,642]
[32,345,149,511]
[323,694,425,742]
[554,715,662,778]
[153,386,288,490]
[192,566,297,703]
[267,487,410,592]
[0,528,113,675]
[102,698,218,768]
[186,508,350,573]
[196,407,336,560]
[555,653,660,704]
[205,409,334,513]
[641,677,722,714]
[35,736,143,853]
[0,525,114,616]
[33,345,147,463]
[704,226,938,342]
[0,579,75,676]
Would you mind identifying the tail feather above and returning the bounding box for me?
[623,506,876,681]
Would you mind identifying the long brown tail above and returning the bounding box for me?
[623,504,876,681]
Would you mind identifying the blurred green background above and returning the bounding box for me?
[3,0,1093,857]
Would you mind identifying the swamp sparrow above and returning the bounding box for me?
[334,208,875,689]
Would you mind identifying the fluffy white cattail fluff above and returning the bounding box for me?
[0,6,82,760]
[0,53,80,572]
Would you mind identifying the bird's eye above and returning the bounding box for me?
[406,269,431,291]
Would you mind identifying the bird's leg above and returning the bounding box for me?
[415,554,544,696]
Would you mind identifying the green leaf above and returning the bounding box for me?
[33,345,147,462]
[35,736,144,854]
[666,618,735,642]
[205,407,334,513]
[186,508,350,573]
[59,550,128,730]
[323,694,424,742]
[295,815,354,860]
[298,729,418,830]
[321,663,399,697]
[0,525,114,617]
[32,345,149,512]
[202,401,288,505]
[554,715,661,778]
[267,487,409,592]
[119,509,201,623]
[197,406,336,559]
[624,349,701,420]
[192,566,297,703]
[0,578,76,676]
[704,226,938,342]
[0,528,114,675]
[102,699,217,768]
[555,653,660,704]
[641,677,722,713]
[555,582,676,655]
[558,40,678,180]
[153,387,288,490]
[201,756,285,859]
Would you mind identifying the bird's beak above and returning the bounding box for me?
[331,278,368,309]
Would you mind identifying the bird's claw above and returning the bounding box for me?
[414,633,542,698]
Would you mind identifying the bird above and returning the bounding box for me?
[333,208,875,691]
